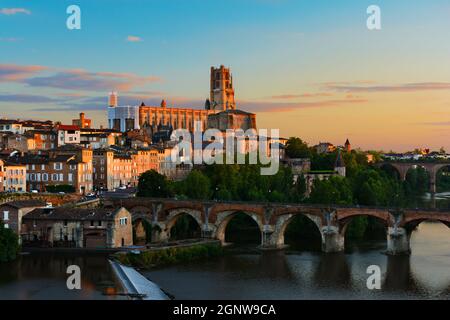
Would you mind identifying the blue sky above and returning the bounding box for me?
[2,0,450,151]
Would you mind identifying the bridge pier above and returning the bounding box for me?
[386,227,410,255]
[321,227,345,253]
[151,225,169,243]
[259,225,287,250]
[201,224,215,239]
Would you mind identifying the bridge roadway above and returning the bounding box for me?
[102,197,450,255]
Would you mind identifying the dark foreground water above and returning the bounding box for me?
[0,252,125,300]
[144,222,450,300]
[0,222,448,300]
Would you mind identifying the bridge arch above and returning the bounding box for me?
[271,212,323,249]
[379,162,450,194]
[214,210,264,245]
[435,164,450,193]
[133,217,152,244]
[338,210,389,237]
[164,208,204,240]
[379,163,402,180]
[338,214,389,248]
[402,216,450,232]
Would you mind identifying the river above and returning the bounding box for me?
[0,252,126,300]
[0,222,449,300]
[145,222,450,300]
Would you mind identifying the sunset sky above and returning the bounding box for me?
[2,0,450,152]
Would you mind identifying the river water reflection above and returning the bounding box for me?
[0,222,448,300]
[144,222,450,300]
[0,252,125,300]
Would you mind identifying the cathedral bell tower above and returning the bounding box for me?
[210,65,236,111]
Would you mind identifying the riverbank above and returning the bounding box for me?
[114,239,223,269]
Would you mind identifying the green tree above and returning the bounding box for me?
[0,223,19,262]
[285,137,312,159]
[308,176,353,205]
[182,170,211,200]
[293,174,307,202]
[137,170,173,198]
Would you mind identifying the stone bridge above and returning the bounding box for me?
[102,198,450,255]
[378,161,450,193]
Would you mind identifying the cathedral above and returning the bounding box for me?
[107,65,257,135]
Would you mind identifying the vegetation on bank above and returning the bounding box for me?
[115,242,223,268]
[0,222,19,262]
[136,137,438,241]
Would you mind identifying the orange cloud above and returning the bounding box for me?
[126,35,142,42]
[25,69,160,92]
[269,92,333,100]
[0,64,48,81]
[0,63,161,92]
[326,82,450,93]
[240,98,368,113]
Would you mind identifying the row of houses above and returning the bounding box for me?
[0,122,121,153]
[0,144,169,193]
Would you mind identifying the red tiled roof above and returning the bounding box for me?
[57,125,80,131]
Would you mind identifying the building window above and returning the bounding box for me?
[3,211,9,221]
[64,220,68,226]
[90,220,94,227]
[4,224,8,229]
[119,217,128,225]
[98,221,102,227]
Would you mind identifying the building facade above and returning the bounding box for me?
[22,207,133,248]
[108,104,141,132]
[93,149,115,191]
[25,130,57,151]
[56,125,81,146]
[139,100,214,133]
[72,112,92,129]
[0,200,46,243]
[3,162,26,192]
[207,109,257,132]
[16,146,94,194]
